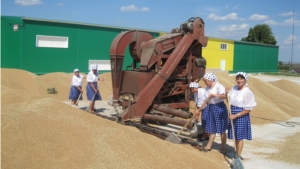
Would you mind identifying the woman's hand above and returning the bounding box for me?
[228,114,240,120]
[77,87,83,93]
[228,115,235,120]
[209,93,215,98]
[98,77,105,81]
[194,110,200,116]
[225,88,230,94]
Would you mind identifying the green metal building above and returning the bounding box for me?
[1,16,160,74]
[1,16,279,74]
[233,41,279,73]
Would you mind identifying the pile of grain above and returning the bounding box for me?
[1,69,111,102]
[1,68,226,169]
[269,79,300,98]
[2,68,300,168]
[2,99,225,169]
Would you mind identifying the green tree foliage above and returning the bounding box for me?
[278,61,283,69]
[277,61,291,71]
[241,24,277,45]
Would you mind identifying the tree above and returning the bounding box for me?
[241,24,277,45]
[278,61,283,70]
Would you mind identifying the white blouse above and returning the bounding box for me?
[229,85,257,110]
[194,88,206,107]
[87,70,98,82]
[71,74,83,87]
[204,82,225,104]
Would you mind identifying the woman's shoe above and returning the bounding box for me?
[199,137,209,141]
[199,146,212,152]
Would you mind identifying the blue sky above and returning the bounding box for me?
[2,0,300,62]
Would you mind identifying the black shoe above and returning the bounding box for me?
[199,146,212,152]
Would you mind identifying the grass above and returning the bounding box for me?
[262,71,300,77]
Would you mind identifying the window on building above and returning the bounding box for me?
[220,43,228,50]
[89,60,111,71]
[36,35,68,48]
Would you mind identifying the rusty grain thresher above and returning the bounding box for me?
[108,17,208,131]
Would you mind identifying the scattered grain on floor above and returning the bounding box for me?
[269,131,300,165]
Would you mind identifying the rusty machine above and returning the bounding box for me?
[107,17,208,136]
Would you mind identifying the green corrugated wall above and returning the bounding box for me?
[1,16,24,69]
[2,16,279,74]
[1,16,159,74]
[233,42,279,73]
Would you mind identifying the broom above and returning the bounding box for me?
[165,97,210,144]
[226,94,244,169]
[74,80,88,107]
[86,77,105,112]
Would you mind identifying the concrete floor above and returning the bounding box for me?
[63,100,116,116]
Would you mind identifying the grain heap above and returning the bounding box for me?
[2,68,300,169]
[1,68,225,169]
[269,79,300,98]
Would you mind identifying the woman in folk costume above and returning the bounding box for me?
[189,82,206,124]
[69,68,84,107]
[86,64,104,113]
[200,73,228,154]
[227,72,257,158]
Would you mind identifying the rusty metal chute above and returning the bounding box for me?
[110,30,154,102]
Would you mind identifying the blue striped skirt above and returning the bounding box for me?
[86,82,102,101]
[69,86,82,100]
[228,106,252,140]
[204,101,228,134]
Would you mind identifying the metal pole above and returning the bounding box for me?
[291,8,294,70]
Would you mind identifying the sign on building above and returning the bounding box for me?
[13,24,18,31]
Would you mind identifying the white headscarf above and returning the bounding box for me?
[189,82,199,88]
[91,64,98,70]
[236,72,248,87]
[236,72,248,81]
[203,72,218,82]
[73,68,79,73]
